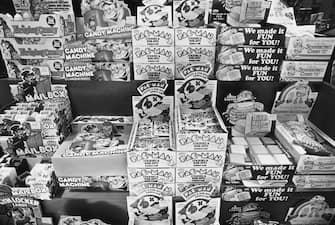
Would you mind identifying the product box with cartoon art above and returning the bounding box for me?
[58,216,110,225]
[134,64,175,80]
[137,5,173,27]
[64,61,130,81]
[52,117,132,177]
[132,27,175,47]
[5,59,65,79]
[217,46,286,66]
[0,79,72,157]
[286,37,335,60]
[217,25,286,47]
[175,184,221,225]
[221,187,335,225]
[175,73,228,152]
[81,0,135,39]
[173,0,209,28]
[127,80,176,196]
[216,64,281,82]
[0,185,43,225]
[175,46,216,64]
[280,61,328,81]
[4,61,51,80]
[175,28,217,46]
[133,46,174,64]
[0,12,76,38]
[64,39,132,62]
[0,35,75,60]
[127,185,173,225]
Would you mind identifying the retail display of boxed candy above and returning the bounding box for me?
[280,61,328,81]
[52,117,132,177]
[216,64,280,82]
[133,46,174,64]
[64,39,132,62]
[175,46,216,63]
[224,136,296,185]
[275,120,335,174]
[0,36,75,60]
[5,59,65,79]
[132,27,174,47]
[0,12,75,38]
[286,37,335,60]
[176,63,214,79]
[137,5,172,27]
[175,184,221,225]
[176,151,226,167]
[175,76,228,151]
[81,0,135,39]
[175,28,217,46]
[221,187,335,225]
[127,150,176,168]
[64,61,130,81]
[217,25,286,46]
[57,175,128,191]
[4,61,51,80]
[293,175,335,189]
[1,81,72,157]
[217,46,286,66]
[173,0,209,28]
[134,64,175,80]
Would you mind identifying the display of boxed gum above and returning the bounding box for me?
[64,61,131,81]
[175,77,228,151]
[52,119,132,177]
[175,46,216,63]
[4,61,51,79]
[64,39,132,62]
[0,12,76,38]
[132,27,175,46]
[275,121,335,174]
[0,35,75,60]
[133,46,174,64]
[175,28,217,46]
[217,26,286,46]
[217,46,286,66]
[280,61,328,81]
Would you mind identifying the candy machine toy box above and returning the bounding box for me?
[174,72,228,152]
[0,12,76,38]
[52,116,133,177]
[64,38,132,62]
[0,35,75,60]
[4,61,51,79]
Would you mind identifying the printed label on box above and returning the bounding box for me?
[280,61,328,81]
[137,5,172,27]
[127,150,176,168]
[175,28,217,46]
[134,63,175,80]
[132,27,174,46]
[133,46,174,63]
[128,168,175,184]
[177,151,226,167]
[175,46,215,63]
[173,0,209,27]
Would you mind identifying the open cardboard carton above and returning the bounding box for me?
[52,117,132,177]
[174,74,228,152]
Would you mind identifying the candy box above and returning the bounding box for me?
[175,28,217,46]
[0,12,76,38]
[176,151,226,167]
[127,150,177,168]
[133,46,174,64]
[134,64,175,80]
[128,168,175,184]
[286,37,335,60]
[173,0,209,28]
[64,61,130,81]
[221,187,335,225]
[217,25,286,47]
[52,119,132,177]
[0,35,75,60]
[6,59,65,79]
[293,175,335,189]
[127,193,173,225]
[175,184,221,225]
[132,27,174,47]
[217,46,286,66]
[64,39,132,62]
[57,175,128,191]
[81,0,135,39]
[280,61,328,81]
[137,5,172,27]
[175,46,216,63]
[209,0,242,24]
[4,60,51,79]
[216,64,280,82]
[175,77,228,151]
[176,63,214,79]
